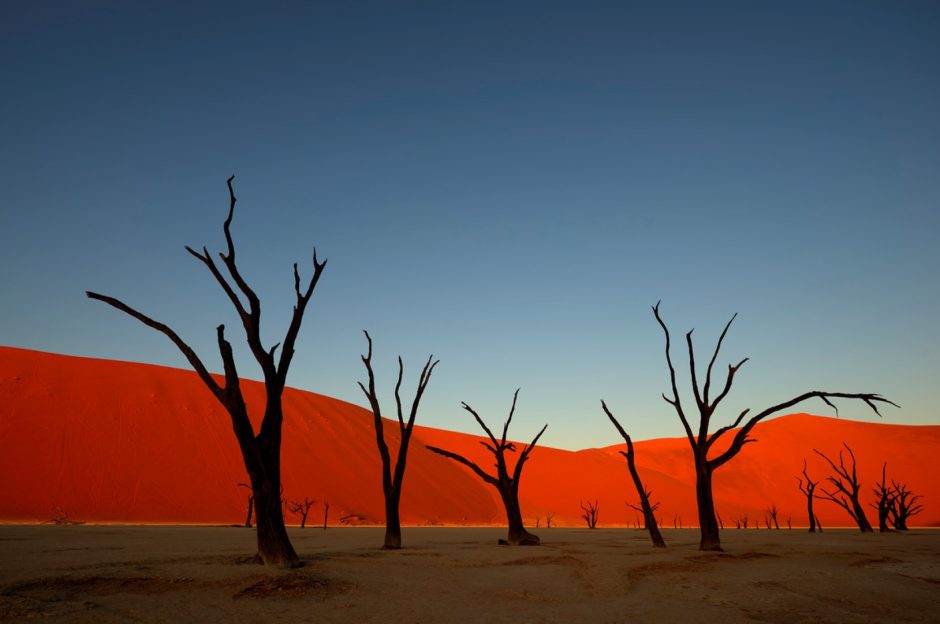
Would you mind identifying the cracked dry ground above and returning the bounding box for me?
[1,527,937,623]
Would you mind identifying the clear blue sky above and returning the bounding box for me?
[2,1,937,449]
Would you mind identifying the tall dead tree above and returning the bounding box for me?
[580,499,599,529]
[871,464,896,533]
[602,401,666,547]
[288,497,316,528]
[651,301,895,550]
[358,331,438,549]
[87,176,326,568]
[796,460,820,533]
[889,482,923,530]
[426,390,547,545]
[814,443,874,532]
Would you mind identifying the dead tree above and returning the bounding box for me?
[545,512,555,528]
[889,482,923,530]
[322,501,330,530]
[288,497,316,528]
[237,482,254,528]
[45,506,84,526]
[580,499,599,529]
[871,463,896,533]
[767,504,780,529]
[651,301,895,550]
[814,443,874,532]
[87,177,326,568]
[358,331,438,549]
[602,401,666,547]
[796,460,820,533]
[426,389,546,545]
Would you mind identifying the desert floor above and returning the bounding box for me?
[0,526,937,623]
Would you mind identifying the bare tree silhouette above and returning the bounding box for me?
[814,443,874,532]
[796,460,820,533]
[87,177,326,568]
[602,401,665,547]
[237,482,254,528]
[545,512,555,529]
[426,390,546,545]
[766,504,780,529]
[871,464,896,533]
[322,500,330,530]
[580,499,599,529]
[651,301,895,550]
[44,506,84,526]
[889,482,923,530]
[288,497,316,528]
[357,331,438,549]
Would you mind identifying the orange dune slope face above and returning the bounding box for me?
[1,346,937,527]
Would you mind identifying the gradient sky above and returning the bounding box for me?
[2,1,938,450]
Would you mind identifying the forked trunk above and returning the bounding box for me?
[501,489,540,545]
[695,463,722,551]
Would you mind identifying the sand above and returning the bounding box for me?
[1,525,937,623]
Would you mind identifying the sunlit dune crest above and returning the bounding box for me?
[1,346,936,527]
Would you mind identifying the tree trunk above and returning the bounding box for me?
[251,478,299,568]
[247,423,300,568]
[807,495,817,533]
[500,489,540,545]
[383,490,402,549]
[851,495,874,533]
[695,462,722,551]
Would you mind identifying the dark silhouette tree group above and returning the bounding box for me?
[650,301,896,551]
[84,177,920,565]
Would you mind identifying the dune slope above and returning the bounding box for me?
[1,346,937,527]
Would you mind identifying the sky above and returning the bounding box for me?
[1,1,938,450]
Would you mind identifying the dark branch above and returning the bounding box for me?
[703,313,737,404]
[461,401,499,448]
[86,291,223,401]
[652,301,696,448]
[426,445,498,486]
[501,388,521,448]
[709,392,897,470]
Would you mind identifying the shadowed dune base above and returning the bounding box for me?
[2,346,938,528]
[1,526,938,623]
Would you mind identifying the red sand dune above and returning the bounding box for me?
[1,346,937,527]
